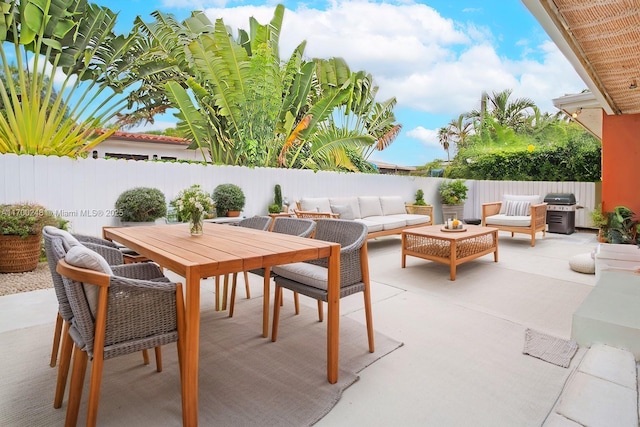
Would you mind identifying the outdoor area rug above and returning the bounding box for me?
[522,328,578,368]
[0,296,402,426]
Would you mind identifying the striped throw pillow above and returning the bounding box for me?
[505,200,530,216]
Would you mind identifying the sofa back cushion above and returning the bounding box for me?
[504,200,531,216]
[499,195,542,214]
[299,197,332,213]
[380,196,407,215]
[330,204,355,220]
[358,196,383,218]
[329,197,361,219]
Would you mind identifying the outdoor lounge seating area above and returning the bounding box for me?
[1,227,638,426]
[296,196,433,238]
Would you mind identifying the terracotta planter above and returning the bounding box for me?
[226,210,241,217]
[0,234,42,273]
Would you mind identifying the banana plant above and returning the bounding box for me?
[0,0,141,156]
[127,5,400,170]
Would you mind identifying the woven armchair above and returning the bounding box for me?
[56,247,184,427]
[42,227,167,411]
[271,219,374,353]
[229,217,317,322]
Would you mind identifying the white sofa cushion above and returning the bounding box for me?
[499,195,541,214]
[485,214,531,227]
[299,197,332,213]
[358,196,383,218]
[329,197,361,219]
[363,215,407,230]
[388,213,431,226]
[353,219,384,233]
[380,196,407,215]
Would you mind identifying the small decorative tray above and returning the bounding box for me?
[441,226,467,232]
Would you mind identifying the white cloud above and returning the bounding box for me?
[405,126,440,148]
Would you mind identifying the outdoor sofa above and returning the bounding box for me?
[296,196,433,239]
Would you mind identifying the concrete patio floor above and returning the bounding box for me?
[1,228,637,425]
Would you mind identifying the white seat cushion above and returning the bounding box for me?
[353,219,384,233]
[363,215,407,230]
[485,214,531,227]
[388,213,431,226]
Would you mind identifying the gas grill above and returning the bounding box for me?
[544,193,576,234]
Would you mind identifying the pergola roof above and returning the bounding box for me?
[523,0,640,123]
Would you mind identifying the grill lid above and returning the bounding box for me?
[544,193,576,205]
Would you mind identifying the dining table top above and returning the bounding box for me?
[104,222,335,278]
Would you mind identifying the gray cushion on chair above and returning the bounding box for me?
[330,204,354,220]
[43,226,81,250]
[65,246,113,315]
[272,262,328,291]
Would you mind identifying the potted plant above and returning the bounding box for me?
[115,187,167,225]
[605,206,638,244]
[590,204,609,242]
[0,203,57,273]
[439,179,468,223]
[213,184,246,217]
[268,184,283,214]
[406,189,432,215]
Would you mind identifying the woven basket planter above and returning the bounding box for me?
[0,234,42,273]
[405,204,432,215]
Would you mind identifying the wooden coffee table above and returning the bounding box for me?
[402,224,499,280]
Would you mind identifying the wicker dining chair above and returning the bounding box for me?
[57,245,184,427]
[42,227,167,410]
[271,219,374,353]
[219,216,273,310]
[228,217,317,318]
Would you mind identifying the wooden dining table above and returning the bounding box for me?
[104,222,341,426]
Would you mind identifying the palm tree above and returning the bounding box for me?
[438,126,452,161]
[487,89,535,132]
[0,0,141,156]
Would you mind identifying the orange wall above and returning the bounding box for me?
[601,112,640,216]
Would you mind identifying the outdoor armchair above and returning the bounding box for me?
[271,219,374,353]
[56,246,184,427]
[228,217,317,320]
[481,195,548,247]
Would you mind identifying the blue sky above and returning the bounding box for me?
[94,0,586,166]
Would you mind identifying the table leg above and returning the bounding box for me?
[450,240,457,281]
[494,231,499,262]
[327,244,341,384]
[182,267,201,426]
[401,233,406,268]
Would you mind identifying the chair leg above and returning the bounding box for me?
[229,276,237,318]
[65,344,88,427]
[215,275,221,311]
[154,347,163,372]
[271,285,283,342]
[363,285,375,353]
[86,350,105,427]
[293,292,300,315]
[54,321,73,408]
[50,312,63,367]
[317,300,324,322]
[243,271,251,299]
[142,349,150,365]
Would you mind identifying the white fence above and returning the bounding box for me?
[0,154,597,236]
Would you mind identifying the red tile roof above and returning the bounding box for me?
[97,129,191,146]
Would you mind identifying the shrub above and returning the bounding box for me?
[439,180,468,205]
[115,187,167,222]
[414,189,427,206]
[213,184,246,217]
[0,203,57,238]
